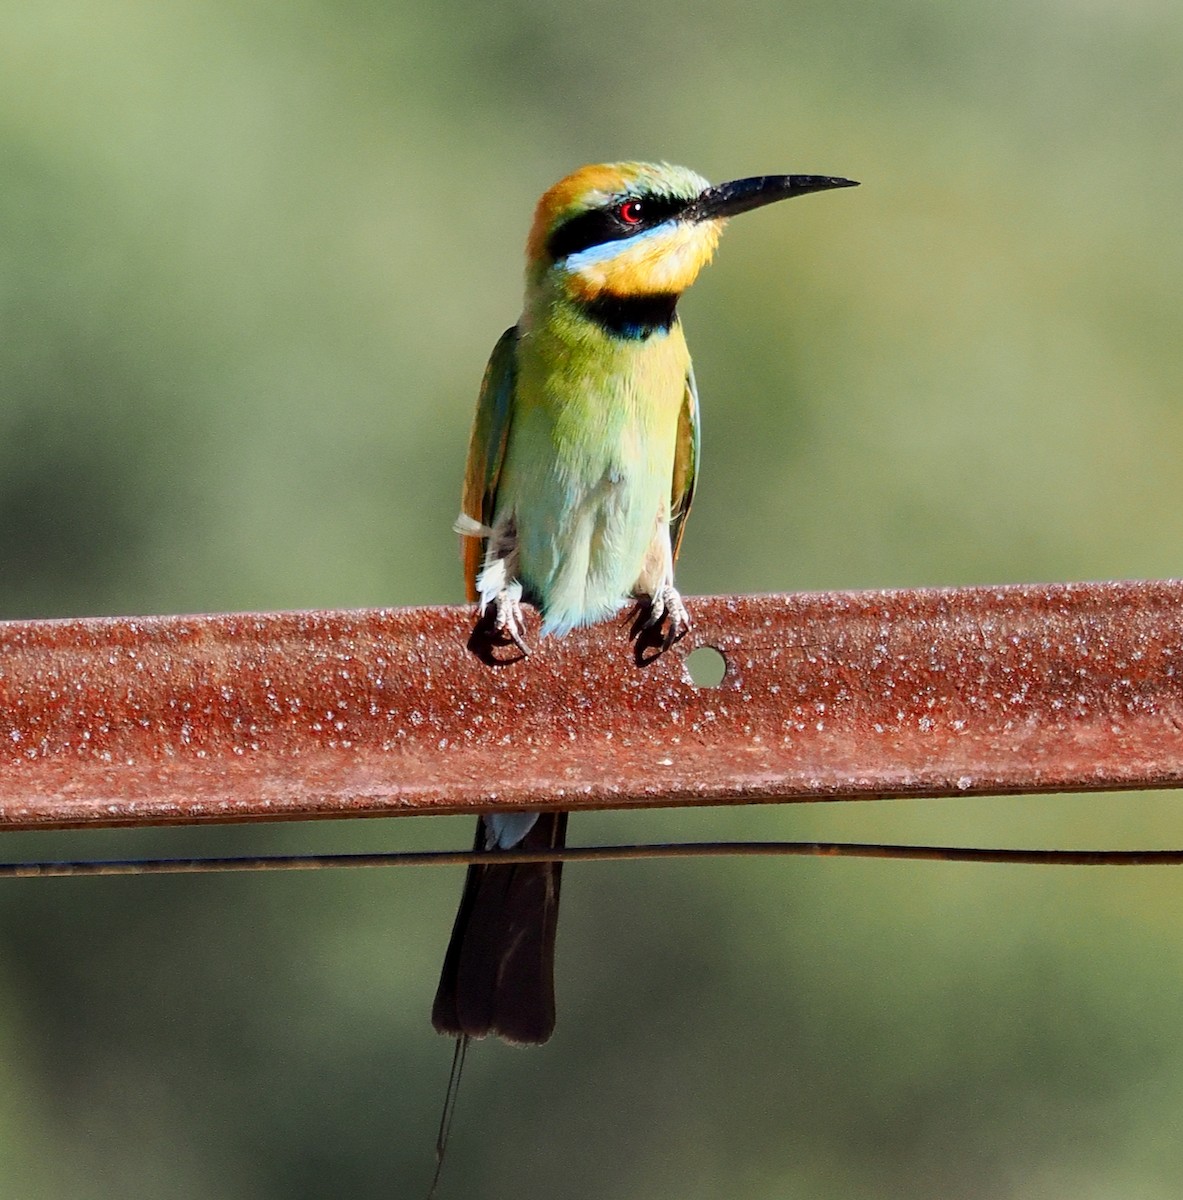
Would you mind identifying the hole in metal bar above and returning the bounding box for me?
[685,645,726,688]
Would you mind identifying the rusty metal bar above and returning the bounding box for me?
[0,581,1181,832]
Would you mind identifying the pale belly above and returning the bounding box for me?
[498,405,677,636]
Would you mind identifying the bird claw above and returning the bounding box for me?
[643,584,691,640]
[492,591,531,656]
[630,585,691,663]
[469,579,531,665]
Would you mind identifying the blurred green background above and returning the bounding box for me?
[1,1,1182,1196]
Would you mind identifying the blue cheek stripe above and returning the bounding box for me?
[563,220,678,273]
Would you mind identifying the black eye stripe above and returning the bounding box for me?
[545,195,688,261]
[545,210,622,262]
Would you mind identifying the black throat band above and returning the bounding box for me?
[582,292,679,340]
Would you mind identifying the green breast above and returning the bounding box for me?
[498,300,691,634]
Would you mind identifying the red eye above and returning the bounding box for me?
[619,199,644,225]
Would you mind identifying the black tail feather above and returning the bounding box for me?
[432,812,568,1045]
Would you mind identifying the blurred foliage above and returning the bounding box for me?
[1,0,1182,1196]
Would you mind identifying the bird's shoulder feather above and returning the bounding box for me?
[670,362,700,564]
[459,326,518,601]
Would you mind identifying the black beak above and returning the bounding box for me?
[691,174,858,221]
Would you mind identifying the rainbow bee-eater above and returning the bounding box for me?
[433,162,857,1045]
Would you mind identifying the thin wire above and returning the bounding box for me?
[2,841,1183,878]
[425,1035,468,1200]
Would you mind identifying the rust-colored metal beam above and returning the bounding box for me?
[0,581,1181,832]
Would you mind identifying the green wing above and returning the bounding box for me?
[669,362,700,564]
[460,325,519,600]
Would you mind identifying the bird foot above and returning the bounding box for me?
[490,588,531,656]
[630,584,691,664]
[469,583,531,664]
[643,583,691,637]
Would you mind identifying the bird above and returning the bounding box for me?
[432,161,858,1046]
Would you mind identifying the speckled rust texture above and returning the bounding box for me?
[0,583,1181,830]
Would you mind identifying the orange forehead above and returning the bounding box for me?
[526,163,647,264]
